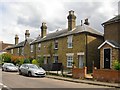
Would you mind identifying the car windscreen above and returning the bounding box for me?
[5,64,15,66]
[28,65,38,69]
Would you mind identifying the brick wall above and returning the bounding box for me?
[72,67,87,79]
[93,68,120,83]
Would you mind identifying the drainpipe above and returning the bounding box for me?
[85,33,88,69]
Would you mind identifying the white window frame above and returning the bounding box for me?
[38,43,41,51]
[11,49,13,54]
[31,45,33,52]
[67,35,73,48]
[54,40,58,49]
[17,48,19,54]
[67,55,73,68]
[21,47,24,55]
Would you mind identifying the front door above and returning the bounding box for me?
[104,48,111,69]
[78,55,84,68]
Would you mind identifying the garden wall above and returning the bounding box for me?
[72,67,87,79]
[93,67,120,83]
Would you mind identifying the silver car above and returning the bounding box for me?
[2,63,18,72]
[19,64,46,77]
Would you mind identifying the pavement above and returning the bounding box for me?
[46,75,120,88]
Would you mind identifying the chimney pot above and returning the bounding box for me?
[84,18,90,25]
[25,30,30,39]
[15,34,19,45]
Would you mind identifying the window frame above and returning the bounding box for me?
[54,56,58,63]
[38,43,41,51]
[67,55,73,68]
[30,45,34,52]
[11,49,13,54]
[17,48,19,54]
[67,35,73,48]
[54,40,58,50]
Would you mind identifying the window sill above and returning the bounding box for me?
[68,47,73,48]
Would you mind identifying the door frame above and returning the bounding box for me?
[103,47,112,69]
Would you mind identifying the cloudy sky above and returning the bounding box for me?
[0,0,119,44]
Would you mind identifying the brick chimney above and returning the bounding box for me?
[15,34,19,45]
[41,22,47,38]
[67,10,76,31]
[25,30,30,39]
[84,18,90,25]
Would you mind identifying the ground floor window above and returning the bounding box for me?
[67,55,73,68]
[54,56,58,63]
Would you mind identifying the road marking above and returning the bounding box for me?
[0,83,9,89]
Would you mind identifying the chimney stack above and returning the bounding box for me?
[84,18,90,25]
[67,10,76,31]
[15,34,19,45]
[25,30,30,39]
[41,22,47,38]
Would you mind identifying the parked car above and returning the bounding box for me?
[2,63,18,72]
[19,64,46,77]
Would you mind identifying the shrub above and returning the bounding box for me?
[32,59,38,66]
[24,58,30,64]
[113,60,120,70]
[19,58,24,65]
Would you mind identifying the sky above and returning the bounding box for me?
[0,0,119,44]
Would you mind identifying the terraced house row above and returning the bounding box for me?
[7,10,120,72]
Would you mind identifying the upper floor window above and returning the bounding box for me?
[31,45,33,52]
[67,35,73,48]
[17,48,19,54]
[38,43,41,51]
[11,49,13,54]
[21,47,24,55]
[54,40,58,49]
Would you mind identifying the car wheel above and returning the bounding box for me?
[19,70,22,75]
[5,68,8,72]
[28,72,32,77]
[2,67,4,71]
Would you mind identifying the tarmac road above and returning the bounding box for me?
[2,71,112,89]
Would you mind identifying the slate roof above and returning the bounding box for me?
[98,40,120,49]
[6,38,34,50]
[102,14,120,25]
[31,24,103,44]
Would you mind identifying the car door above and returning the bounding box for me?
[23,65,29,74]
[20,65,25,74]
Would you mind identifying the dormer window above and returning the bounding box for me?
[67,35,73,48]
[54,40,58,49]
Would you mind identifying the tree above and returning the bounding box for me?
[38,56,44,67]
[1,53,11,63]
